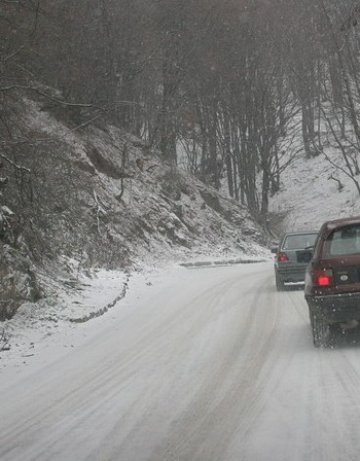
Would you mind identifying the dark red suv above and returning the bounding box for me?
[305,216,360,347]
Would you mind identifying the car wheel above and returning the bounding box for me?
[275,270,285,291]
[309,309,331,347]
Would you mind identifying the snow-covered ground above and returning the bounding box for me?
[2,261,360,461]
[0,254,267,374]
[0,266,129,372]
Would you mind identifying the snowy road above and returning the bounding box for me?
[2,262,360,461]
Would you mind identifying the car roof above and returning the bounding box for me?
[323,216,360,232]
[282,230,318,237]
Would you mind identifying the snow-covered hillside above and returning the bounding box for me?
[270,146,360,235]
[0,91,270,357]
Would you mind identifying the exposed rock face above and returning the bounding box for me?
[0,245,41,320]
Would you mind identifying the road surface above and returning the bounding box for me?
[1,262,360,461]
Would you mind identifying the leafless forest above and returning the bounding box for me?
[2,1,360,208]
[1,0,360,317]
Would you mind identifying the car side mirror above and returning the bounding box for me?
[271,247,278,254]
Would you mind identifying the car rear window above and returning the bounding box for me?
[326,224,360,256]
[282,233,317,250]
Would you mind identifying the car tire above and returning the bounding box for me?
[275,270,285,291]
[309,308,331,347]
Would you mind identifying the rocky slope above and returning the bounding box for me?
[0,89,268,319]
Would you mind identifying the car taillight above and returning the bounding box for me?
[277,253,289,263]
[314,269,333,287]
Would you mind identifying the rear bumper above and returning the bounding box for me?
[306,291,360,322]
